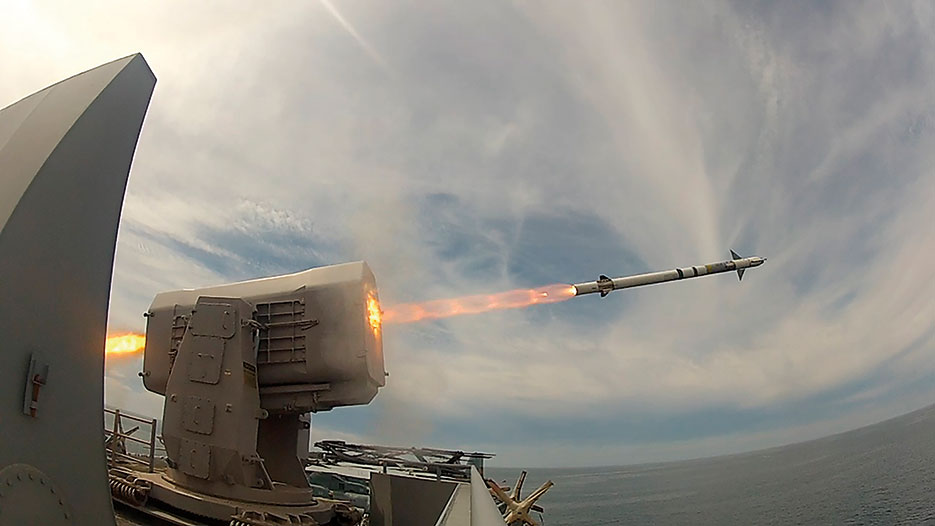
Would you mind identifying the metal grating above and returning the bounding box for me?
[167,307,190,371]
[255,299,315,365]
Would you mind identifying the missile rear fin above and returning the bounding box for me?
[731,249,745,280]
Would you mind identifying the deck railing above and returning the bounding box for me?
[103,407,160,473]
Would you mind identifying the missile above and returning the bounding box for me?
[572,250,766,297]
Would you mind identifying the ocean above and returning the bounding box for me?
[487,404,935,525]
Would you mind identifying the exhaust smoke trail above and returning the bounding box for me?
[382,284,577,324]
[101,283,568,352]
[319,0,390,71]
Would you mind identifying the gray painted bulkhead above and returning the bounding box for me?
[0,54,155,526]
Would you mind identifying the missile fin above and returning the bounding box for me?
[598,275,613,297]
[737,268,745,281]
[730,249,741,260]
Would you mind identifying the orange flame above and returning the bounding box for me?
[106,333,146,356]
[367,291,382,335]
[104,284,573,345]
[382,284,577,324]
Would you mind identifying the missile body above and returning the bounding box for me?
[572,251,766,297]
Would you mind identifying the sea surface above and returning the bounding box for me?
[487,404,935,525]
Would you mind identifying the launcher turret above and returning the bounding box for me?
[136,261,384,524]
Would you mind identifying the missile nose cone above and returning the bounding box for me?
[752,257,766,267]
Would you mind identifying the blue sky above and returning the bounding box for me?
[3,1,933,467]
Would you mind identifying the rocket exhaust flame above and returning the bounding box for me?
[105,333,146,356]
[104,284,565,351]
[367,291,383,334]
[382,284,577,324]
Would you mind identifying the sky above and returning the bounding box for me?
[2,1,933,467]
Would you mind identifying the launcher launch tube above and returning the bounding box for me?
[572,253,766,297]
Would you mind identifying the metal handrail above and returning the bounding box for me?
[104,407,156,425]
[108,450,149,467]
[104,407,159,473]
[105,432,154,448]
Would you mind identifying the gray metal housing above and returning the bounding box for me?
[134,263,386,518]
[143,261,386,413]
[0,55,156,526]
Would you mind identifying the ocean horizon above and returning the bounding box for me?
[487,403,935,525]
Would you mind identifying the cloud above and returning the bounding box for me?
[4,0,933,466]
